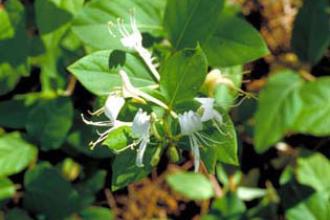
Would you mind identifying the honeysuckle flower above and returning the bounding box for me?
[195,98,223,123]
[81,93,129,149]
[178,111,203,172]
[108,14,160,81]
[132,109,151,167]
[119,70,178,118]
[178,110,223,172]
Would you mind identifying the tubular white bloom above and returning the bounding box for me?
[119,70,178,118]
[132,109,151,167]
[81,93,129,149]
[104,94,125,126]
[108,14,160,81]
[178,110,222,172]
[195,97,225,136]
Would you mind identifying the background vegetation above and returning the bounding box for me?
[0,0,329,219]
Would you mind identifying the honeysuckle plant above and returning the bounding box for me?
[77,13,241,175]
[68,0,271,191]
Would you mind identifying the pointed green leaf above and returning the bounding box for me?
[160,47,208,107]
[68,50,155,96]
[164,0,224,49]
[203,14,269,67]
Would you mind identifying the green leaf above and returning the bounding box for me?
[23,163,80,220]
[67,118,112,159]
[0,0,29,95]
[160,47,208,107]
[103,126,132,152]
[291,77,330,136]
[111,147,156,191]
[0,7,14,40]
[202,192,246,220]
[201,107,239,172]
[5,208,33,220]
[0,99,34,129]
[0,178,15,201]
[166,171,214,200]
[26,97,73,151]
[68,50,155,95]
[72,0,165,50]
[78,207,113,220]
[291,0,330,65]
[254,70,304,153]
[296,151,330,193]
[202,14,269,67]
[164,0,224,49]
[35,0,73,35]
[0,132,37,177]
[286,191,330,220]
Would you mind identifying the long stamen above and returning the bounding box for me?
[107,21,116,37]
[87,107,104,116]
[81,114,113,127]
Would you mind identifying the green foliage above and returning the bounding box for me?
[255,70,330,152]
[166,172,214,200]
[164,0,224,49]
[160,46,208,107]
[68,50,155,95]
[0,0,328,219]
[203,13,269,67]
[0,132,37,177]
[291,0,330,65]
[26,97,73,151]
[23,163,80,220]
[72,0,165,50]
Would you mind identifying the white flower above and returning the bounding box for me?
[104,94,125,126]
[195,97,226,135]
[119,70,177,118]
[81,93,129,149]
[195,98,223,123]
[132,109,151,167]
[178,110,222,172]
[108,14,160,81]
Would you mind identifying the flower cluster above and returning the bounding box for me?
[82,15,224,171]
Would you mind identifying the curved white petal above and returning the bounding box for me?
[104,94,125,123]
[132,109,150,138]
[136,136,149,167]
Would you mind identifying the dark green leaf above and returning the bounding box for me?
[0,99,34,129]
[35,0,72,34]
[166,171,214,200]
[72,0,165,49]
[23,163,80,220]
[0,132,37,177]
[164,0,224,49]
[111,147,156,191]
[68,50,155,95]
[5,208,33,220]
[291,0,330,65]
[203,14,269,67]
[160,46,208,107]
[26,97,73,151]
